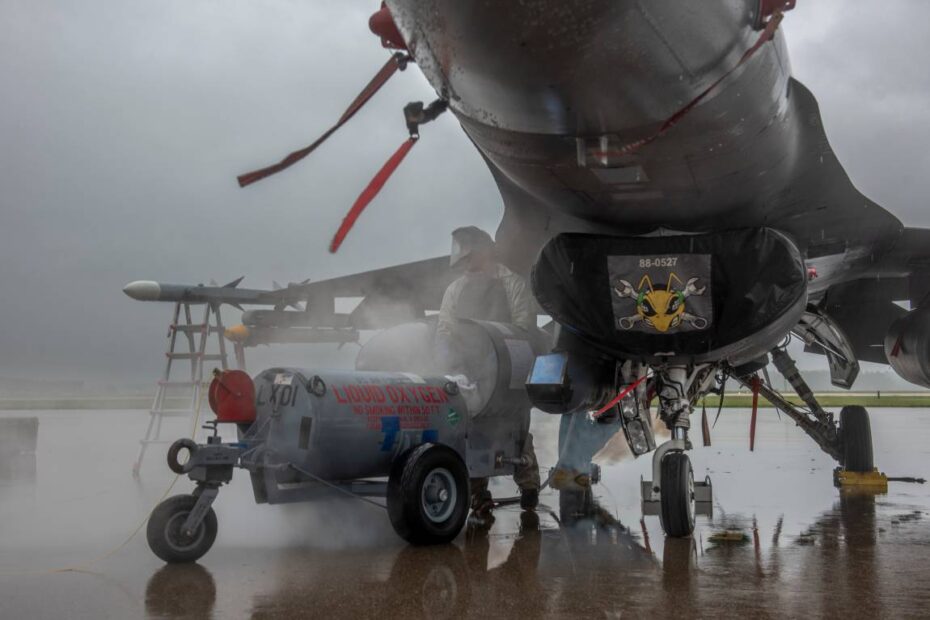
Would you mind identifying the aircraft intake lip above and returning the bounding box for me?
[123,280,162,301]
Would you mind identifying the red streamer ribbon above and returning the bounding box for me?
[329,137,418,253]
[237,54,402,188]
[594,374,648,418]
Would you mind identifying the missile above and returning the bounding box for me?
[122,278,311,308]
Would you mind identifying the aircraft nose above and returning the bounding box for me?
[123,280,162,301]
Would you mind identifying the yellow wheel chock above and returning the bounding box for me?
[833,467,888,492]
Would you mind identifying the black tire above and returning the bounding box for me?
[840,405,874,472]
[388,443,469,545]
[660,452,695,538]
[147,494,218,563]
[166,438,198,474]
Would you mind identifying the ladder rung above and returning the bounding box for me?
[170,323,206,329]
[170,324,224,334]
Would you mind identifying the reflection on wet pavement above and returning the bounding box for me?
[140,491,928,619]
[0,417,37,485]
[1,409,929,618]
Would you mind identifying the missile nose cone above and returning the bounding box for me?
[123,280,162,301]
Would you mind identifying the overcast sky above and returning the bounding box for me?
[2,1,929,383]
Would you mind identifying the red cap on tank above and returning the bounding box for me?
[208,369,256,424]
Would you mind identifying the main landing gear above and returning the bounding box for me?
[737,347,886,490]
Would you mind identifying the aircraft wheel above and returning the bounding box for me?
[660,452,695,538]
[840,405,874,472]
[388,444,469,545]
[147,494,217,563]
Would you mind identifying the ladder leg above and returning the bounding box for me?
[214,305,230,371]
[135,302,188,476]
[153,410,165,442]
[133,411,157,477]
[184,303,198,384]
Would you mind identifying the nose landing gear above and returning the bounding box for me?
[641,437,713,538]
[640,366,714,538]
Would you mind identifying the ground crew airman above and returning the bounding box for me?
[435,226,541,516]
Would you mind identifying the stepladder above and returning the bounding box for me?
[132,302,244,476]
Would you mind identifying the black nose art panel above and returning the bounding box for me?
[531,227,807,363]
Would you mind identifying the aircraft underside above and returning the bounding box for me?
[378,0,928,537]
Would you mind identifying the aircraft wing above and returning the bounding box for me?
[294,256,456,327]
[303,256,453,304]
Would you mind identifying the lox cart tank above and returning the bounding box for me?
[145,319,542,563]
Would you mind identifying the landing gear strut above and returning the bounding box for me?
[739,347,883,488]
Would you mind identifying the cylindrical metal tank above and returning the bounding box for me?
[250,368,469,482]
[884,307,930,388]
[355,318,546,419]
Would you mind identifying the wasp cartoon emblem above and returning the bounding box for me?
[614,273,708,332]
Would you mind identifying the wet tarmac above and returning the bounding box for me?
[1,407,929,619]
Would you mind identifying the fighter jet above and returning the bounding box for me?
[232,0,927,538]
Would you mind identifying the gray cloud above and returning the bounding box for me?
[0,1,927,381]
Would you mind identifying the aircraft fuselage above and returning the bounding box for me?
[386,0,902,293]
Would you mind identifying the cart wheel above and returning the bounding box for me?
[388,444,469,545]
[660,452,695,538]
[840,405,874,472]
[147,494,217,563]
